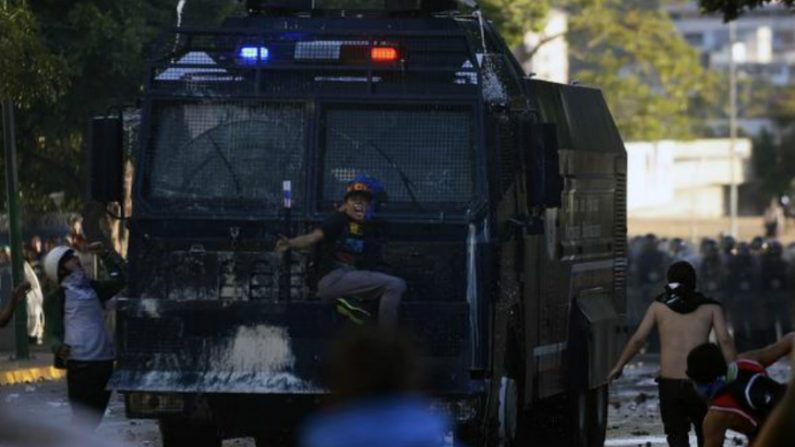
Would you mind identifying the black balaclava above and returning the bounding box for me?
[657,261,719,314]
[667,261,697,290]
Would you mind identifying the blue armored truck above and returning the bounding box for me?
[87,1,628,445]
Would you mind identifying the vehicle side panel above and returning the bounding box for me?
[524,80,627,401]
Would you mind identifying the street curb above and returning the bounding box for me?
[0,366,65,386]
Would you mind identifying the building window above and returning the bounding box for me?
[711,29,730,51]
[774,30,795,50]
[684,32,704,47]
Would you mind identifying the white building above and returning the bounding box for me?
[627,139,753,219]
[669,2,795,136]
[669,2,795,79]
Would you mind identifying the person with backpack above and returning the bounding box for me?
[43,242,126,429]
[608,261,736,447]
[686,332,794,447]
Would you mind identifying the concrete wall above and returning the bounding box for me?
[627,139,753,219]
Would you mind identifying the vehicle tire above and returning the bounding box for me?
[496,315,533,447]
[567,305,592,447]
[569,388,590,447]
[587,385,609,447]
[254,433,296,447]
[497,376,519,447]
[487,373,538,447]
[159,420,222,447]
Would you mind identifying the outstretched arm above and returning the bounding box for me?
[703,411,728,447]
[43,289,68,360]
[275,228,325,253]
[0,282,31,328]
[740,332,795,367]
[609,304,657,381]
[711,307,736,362]
[753,351,795,447]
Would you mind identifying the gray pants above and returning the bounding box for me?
[317,269,407,330]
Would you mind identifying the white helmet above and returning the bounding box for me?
[44,246,75,284]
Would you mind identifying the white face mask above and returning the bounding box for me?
[62,269,90,290]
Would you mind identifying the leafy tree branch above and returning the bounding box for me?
[699,0,795,21]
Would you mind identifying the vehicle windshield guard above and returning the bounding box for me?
[246,0,461,15]
[139,24,483,217]
[320,104,475,213]
[145,101,306,211]
[142,100,477,216]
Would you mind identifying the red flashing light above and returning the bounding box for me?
[371,47,399,62]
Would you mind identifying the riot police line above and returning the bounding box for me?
[627,234,795,352]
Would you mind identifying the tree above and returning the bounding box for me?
[699,0,795,21]
[6,0,243,217]
[752,128,787,197]
[745,80,795,133]
[0,1,65,106]
[479,0,550,48]
[568,0,717,140]
[780,128,795,195]
[480,0,717,141]
[5,0,172,215]
[0,1,67,225]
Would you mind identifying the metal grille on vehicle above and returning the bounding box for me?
[145,102,306,213]
[614,170,628,313]
[148,27,479,98]
[320,104,475,212]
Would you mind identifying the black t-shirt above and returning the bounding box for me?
[318,212,368,276]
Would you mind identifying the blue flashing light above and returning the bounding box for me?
[239,46,270,62]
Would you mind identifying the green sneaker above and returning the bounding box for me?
[335,297,372,325]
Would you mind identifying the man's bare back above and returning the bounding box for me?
[609,261,737,447]
[609,297,734,381]
[654,302,726,378]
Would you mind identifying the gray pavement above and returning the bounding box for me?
[0,378,255,446]
[606,354,791,447]
[0,354,789,446]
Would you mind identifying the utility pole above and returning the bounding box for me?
[1,100,29,360]
[729,22,739,238]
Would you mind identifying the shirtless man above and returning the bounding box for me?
[608,261,736,447]
[686,333,794,447]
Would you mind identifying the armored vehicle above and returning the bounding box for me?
[88,1,628,445]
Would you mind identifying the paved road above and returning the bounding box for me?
[0,355,789,446]
[0,379,254,446]
[606,354,791,447]
[0,379,160,446]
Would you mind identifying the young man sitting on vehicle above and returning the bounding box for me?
[275,179,406,331]
[686,332,794,447]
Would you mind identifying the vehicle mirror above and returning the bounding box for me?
[86,116,124,204]
[522,121,563,208]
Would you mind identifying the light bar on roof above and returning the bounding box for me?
[238,46,270,64]
[371,46,399,62]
